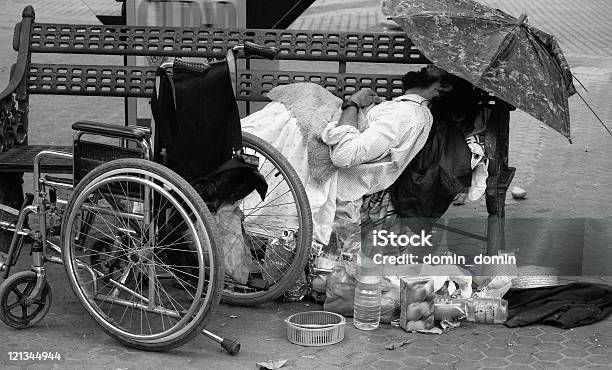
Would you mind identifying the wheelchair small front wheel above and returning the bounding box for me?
[61,158,223,351]
[0,270,52,329]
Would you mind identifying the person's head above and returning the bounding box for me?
[401,66,452,100]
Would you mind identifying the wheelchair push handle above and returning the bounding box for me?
[235,41,279,60]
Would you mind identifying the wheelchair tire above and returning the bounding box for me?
[0,270,52,329]
[221,132,312,306]
[61,158,223,351]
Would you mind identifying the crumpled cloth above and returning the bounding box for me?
[266,82,342,183]
[241,101,338,244]
[504,282,612,329]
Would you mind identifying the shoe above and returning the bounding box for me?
[453,192,467,206]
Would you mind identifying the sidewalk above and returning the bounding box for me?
[0,1,611,369]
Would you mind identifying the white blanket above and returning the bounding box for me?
[241,101,338,244]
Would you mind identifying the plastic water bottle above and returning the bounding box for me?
[353,275,381,330]
[465,297,508,324]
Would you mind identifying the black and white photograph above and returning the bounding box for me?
[0,0,610,368]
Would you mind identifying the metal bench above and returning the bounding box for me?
[0,5,515,252]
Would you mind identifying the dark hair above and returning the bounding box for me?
[401,67,441,90]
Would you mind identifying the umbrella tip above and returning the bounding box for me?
[517,13,528,25]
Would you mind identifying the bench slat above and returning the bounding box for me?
[239,70,405,101]
[26,63,156,97]
[26,63,408,101]
[27,63,507,105]
[27,23,429,64]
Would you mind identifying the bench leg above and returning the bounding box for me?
[0,173,24,253]
[485,106,511,255]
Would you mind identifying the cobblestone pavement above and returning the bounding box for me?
[0,0,611,369]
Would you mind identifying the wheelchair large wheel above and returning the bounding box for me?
[220,132,312,306]
[61,158,223,351]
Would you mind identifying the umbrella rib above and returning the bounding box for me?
[524,29,575,89]
[483,24,522,77]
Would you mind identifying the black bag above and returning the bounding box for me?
[390,120,472,233]
[151,58,267,211]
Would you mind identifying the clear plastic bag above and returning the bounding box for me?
[323,265,357,316]
[263,230,296,284]
[214,202,251,284]
[380,282,401,324]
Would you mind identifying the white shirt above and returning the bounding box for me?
[321,94,433,202]
[241,94,433,245]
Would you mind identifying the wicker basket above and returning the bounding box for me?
[285,311,345,346]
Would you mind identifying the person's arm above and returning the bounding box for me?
[329,107,398,167]
[323,102,430,168]
[336,89,383,129]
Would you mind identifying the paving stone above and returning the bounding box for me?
[433,344,464,356]
[424,364,454,370]
[507,354,537,365]
[584,365,612,370]
[537,342,564,352]
[531,360,563,369]
[363,344,384,354]
[370,359,404,369]
[537,333,567,342]
[411,338,439,349]
[514,327,545,337]
[400,357,431,368]
[563,339,594,349]
[356,357,379,368]
[428,354,459,365]
[486,338,514,348]
[560,348,591,359]
[460,342,489,352]
[396,345,433,358]
[482,347,513,358]
[558,357,590,368]
[534,351,562,362]
[456,350,485,362]
[586,344,612,355]
[478,357,510,368]
[454,360,481,370]
[501,365,533,370]
[586,354,612,364]
[508,345,538,355]
[591,336,612,346]
[379,348,411,362]
[565,329,600,340]
[516,336,541,346]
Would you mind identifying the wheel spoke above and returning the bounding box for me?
[61,160,220,347]
[221,134,311,304]
[6,301,21,311]
[10,286,23,299]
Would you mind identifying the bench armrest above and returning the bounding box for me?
[72,121,148,141]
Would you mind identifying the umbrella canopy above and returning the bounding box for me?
[386,0,576,139]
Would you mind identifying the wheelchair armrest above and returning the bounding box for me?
[72,121,148,141]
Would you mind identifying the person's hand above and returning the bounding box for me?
[349,88,384,108]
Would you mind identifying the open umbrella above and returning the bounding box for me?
[386,0,576,140]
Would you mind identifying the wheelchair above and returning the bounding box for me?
[0,42,312,352]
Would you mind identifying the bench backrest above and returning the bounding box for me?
[4,5,431,104]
